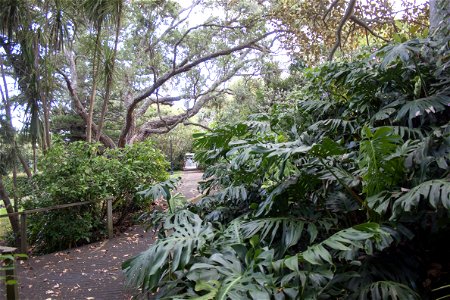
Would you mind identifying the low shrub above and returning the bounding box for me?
[23,138,168,253]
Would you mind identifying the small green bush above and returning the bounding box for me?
[2,174,32,199]
[24,138,168,253]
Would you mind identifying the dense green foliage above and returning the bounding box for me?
[123,37,450,299]
[151,124,197,171]
[23,139,168,253]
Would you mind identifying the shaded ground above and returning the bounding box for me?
[175,170,203,199]
[0,170,203,300]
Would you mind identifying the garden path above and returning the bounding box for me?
[0,170,203,300]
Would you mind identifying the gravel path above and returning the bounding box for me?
[0,171,203,300]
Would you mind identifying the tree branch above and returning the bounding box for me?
[328,0,357,61]
[130,56,250,142]
[172,22,249,69]
[117,31,277,146]
[183,121,212,131]
[58,51,116,148]
[323,0,341,22]
[136,95,189,119]
[145,0,200,53]
[350,16,389,42]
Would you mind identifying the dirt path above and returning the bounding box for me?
[175,170,203,199]
[0,171,203,300]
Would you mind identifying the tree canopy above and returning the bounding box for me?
[0,0,433,150]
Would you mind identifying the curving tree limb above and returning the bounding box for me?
[327,0,391,61]
[350,16,389,42]
[117,31,277,147]
[328,0,357,61]
[58,51,117,148]
[129,55,251,143]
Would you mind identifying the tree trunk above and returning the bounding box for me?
[87,24,103,143]
[32,143,37,174]
[41,89,51,149]
[17,150,32,179]
[0,176,20,235]
[42,47,52,149]
[429,0,450,35]
[12,164,18,212]
[96,5,122,142]
[0,49,20,212]
[61,51,117,148]
[31,34,49,153]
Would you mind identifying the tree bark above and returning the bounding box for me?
[0,176,20,235]
[41,87,51,149]
[33,35,51,151]
[87,24,103,143]
[429,0,450,35]
[32,143,37,174]
[117,31,276,147]
[17,150,32,179]
[60,51,117,148]
[1,48,20,212]
[96,3,122,141]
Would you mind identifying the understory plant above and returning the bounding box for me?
[123,36,450,299]
[24,138,168,253]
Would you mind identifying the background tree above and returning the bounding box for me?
[55,0,278,147]
[270,0,429,63]
[0,119,20,235]
[1,0,433,151]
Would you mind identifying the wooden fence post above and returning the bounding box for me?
[1,246,19,300]
[20,214,27,254]
[107,198,113,239]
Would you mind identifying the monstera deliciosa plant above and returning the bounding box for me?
[123,36,450,299]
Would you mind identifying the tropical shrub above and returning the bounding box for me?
[2,174,32,200]
[24,138,168,253]
[123,37,450,299]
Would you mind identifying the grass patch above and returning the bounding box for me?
[0,200,18,239]
[0,211,11,239]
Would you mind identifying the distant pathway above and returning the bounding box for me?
[175,170,203,199]
[0,171,203,300]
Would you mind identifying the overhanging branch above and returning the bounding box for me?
[129,55,251,142]
[117,31,277,146]
[328,0,356,61]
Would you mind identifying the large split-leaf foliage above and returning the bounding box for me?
[123,36,450,299]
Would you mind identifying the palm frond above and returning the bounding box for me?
[212,219,244,249]
[298,100,336,117]
[354,281,420,300]
[390,126,423,139]
[326,191,360,212]
[392,179,450,219]
[308,118,356,135]
[300,223,393,265]
[376,41,421,69]
[242,217,305,253]
[359,126,403,196]
[83,0,122,25]
[188,250,273,300]
[396,94,450,123]
[137,177,180,200]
